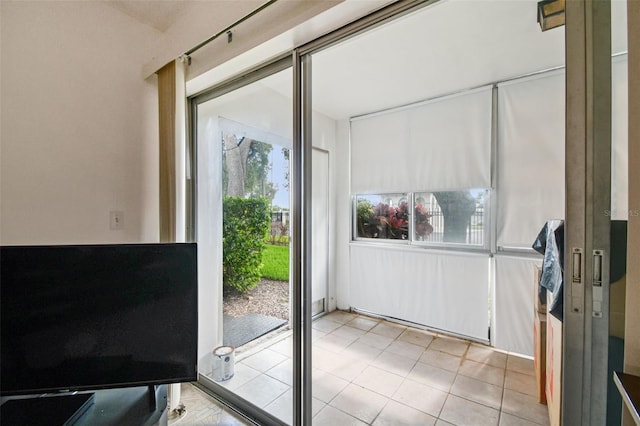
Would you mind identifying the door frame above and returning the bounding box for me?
[564,1,612,424]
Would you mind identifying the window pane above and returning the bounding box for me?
[356,193,409,240]
[415,190,487,246]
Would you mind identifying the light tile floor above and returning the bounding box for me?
[176,311,550,426]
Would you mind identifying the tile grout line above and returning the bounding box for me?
[199,312,546,425]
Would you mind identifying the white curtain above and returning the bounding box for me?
[347,62,628,352]
[158,59,188,244]
[611,55,629,220]
[350,86,493,193]
[497,70,565,249]
[196,105,225,373]
[492,61,628,356]
[493,255,542,357]
[350,245,489,342]
[496,59,629,248]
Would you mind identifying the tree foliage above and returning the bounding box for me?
[433,191,477,243]
[222,197,271,292]
[222,134,276,202]
[245,141,276,200]
[282,147,290,190]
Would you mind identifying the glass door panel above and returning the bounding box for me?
[195,67,294,424]
[608,4,628,424]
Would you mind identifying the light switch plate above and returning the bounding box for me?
[110,211,124,230]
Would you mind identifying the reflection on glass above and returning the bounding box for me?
[356,193,409,240]
[415,189,487,246]
[355,190,488,246]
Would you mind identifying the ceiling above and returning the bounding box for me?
[188,0,628,121]
[106,1,195,32]
[310,0,566,119]
[254,0,628,120]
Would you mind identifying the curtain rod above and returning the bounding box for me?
[184,0,279,57]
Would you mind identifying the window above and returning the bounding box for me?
[354,189,488,247]
[415,190,487,246]
[355,193,409,240]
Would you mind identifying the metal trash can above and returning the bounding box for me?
[212,346,235,382]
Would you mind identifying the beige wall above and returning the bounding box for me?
[0,1,160,244]
[0,0,364,246]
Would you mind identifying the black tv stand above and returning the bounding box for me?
[0,392,95,426]
[147,385,158,412]
[1,385,167,426]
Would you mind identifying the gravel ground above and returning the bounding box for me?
[223,279,290,320]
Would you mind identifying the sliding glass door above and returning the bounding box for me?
[189,53,332,426]
[192,61,295,425]
[185,0,623,423]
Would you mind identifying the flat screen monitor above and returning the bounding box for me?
[0,243,198,396]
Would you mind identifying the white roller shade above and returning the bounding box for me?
[350,245,489,341]
[493,255,542,357]
[497,71,565,249]
[611,55,629,220]
[350,86,493,193]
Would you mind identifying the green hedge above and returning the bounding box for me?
[223,197,270,292]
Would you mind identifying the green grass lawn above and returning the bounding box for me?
[261,244,289,281]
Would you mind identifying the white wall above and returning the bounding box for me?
[334,119,352,310]
[311,108,339,312]
[1,1,160,245]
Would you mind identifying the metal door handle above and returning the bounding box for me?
[592,250,604,318]
[572,248,582,283]
[570,248,584,313]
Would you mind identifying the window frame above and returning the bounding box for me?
[352,188,492,252]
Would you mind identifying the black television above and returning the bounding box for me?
[0,243,198,397]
